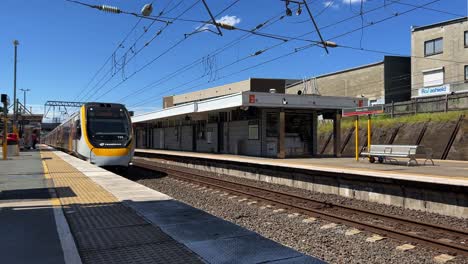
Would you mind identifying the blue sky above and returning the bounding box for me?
[0,0,466,120]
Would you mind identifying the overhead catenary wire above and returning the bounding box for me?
[76,0,184,102]
[92,0,243,101]
[74,17,143,101]
[122,0,411,106]
[129,0,445,108]
[117,12,288,103]
[83,0,202,102]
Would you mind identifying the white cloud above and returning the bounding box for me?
[324,1,339,9]
[197,15,241,32]
[216,15,241,26]
[342,0,366,4]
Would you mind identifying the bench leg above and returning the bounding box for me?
[407,157,418,166]
[424,158,434,166]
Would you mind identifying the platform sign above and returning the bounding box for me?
[342,105,384,161]
[342,105,384,117]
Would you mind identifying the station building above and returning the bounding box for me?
[132,78,365,158]
[285,56,411,105]
[411,17,468,98]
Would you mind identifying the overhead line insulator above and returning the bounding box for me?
[217,23,236,30]
[99,5,121,14]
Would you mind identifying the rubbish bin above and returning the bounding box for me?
[7,133,19,156]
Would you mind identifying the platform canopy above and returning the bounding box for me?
[132,91,365,123]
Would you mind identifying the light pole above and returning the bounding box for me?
[13,40,19,133]
[20,88,30,113]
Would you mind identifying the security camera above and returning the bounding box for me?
[282,98,288,105]
[141,3,153,17]
[297,90,302,95]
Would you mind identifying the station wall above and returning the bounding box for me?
[135,109,319,158]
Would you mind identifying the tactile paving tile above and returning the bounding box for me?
[64,203,136,217]
[80,242,204,264]
[74,224,172,251]
[41,151,204,264]
[67,211,148,230]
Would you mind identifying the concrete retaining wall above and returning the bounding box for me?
[318,115,468,160]
[447,119,468,160]
[135,152,468,219]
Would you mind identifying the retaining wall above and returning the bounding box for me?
[318,116,468,160]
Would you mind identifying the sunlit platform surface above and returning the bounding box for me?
[0,146,323,264]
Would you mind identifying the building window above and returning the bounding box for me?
[465,31,468,47]
[424,38,443,56]
[266,113,278,137]
[465,65,468,81]
[423,68,444,87]
[248,124,259,140]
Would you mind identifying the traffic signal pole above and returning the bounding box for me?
[13,40,19,137]
[2,95,8,160]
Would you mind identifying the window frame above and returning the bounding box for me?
[422,68,444,87]
[248,124,259,140]
[465,31,468,48]
[465,65,468,81]
[424,38,443,57]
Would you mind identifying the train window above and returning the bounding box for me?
[75,120,81,139]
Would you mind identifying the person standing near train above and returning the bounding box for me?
[31,130,38,150]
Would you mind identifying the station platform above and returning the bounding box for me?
[0,146,323,264]
[135,149,468,187]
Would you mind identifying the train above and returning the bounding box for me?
[43,102,134,167]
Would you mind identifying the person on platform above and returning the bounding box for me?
[31,130,38,150]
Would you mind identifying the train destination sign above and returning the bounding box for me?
[342,105,384,117]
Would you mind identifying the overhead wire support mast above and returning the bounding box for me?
[201,0,223,36]
[281,0,330,53]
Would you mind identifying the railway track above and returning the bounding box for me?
[133,158,468,257]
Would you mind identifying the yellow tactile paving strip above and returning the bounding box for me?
[39,150,205,264]
[40,152,118,206]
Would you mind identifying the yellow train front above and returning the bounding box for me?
[43,103,134,167]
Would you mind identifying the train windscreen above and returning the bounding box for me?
[86,106,131,148]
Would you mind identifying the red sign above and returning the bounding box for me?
[342,105,384,117]
[249,94,256,103]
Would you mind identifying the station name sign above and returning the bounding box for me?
[342,105,384,117]
[418,84,450,97]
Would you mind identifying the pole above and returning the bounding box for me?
[20,88,30,113]
[23,90,26,113]
[13,40,19,135]
[367,115,371,160]
[302,0,329,54]
[2,100,8,160]
[355,116,359,161]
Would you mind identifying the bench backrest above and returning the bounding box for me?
[369,145,418,156]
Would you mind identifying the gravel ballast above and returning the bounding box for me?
[124,165,468,264]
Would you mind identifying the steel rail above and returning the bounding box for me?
[133,159,468,257]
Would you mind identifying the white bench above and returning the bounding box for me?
[361,145,434,166]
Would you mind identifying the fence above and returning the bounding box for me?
[385,92,468,117]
